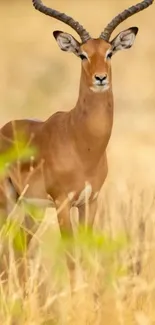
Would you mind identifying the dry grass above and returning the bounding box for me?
[0,0,155,324]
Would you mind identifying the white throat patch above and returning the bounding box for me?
[68,182,92,207]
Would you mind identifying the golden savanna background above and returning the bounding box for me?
[1,1,155,324]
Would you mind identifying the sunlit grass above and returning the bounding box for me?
[0,142,155,324]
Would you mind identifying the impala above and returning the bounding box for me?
[0,0,153,272]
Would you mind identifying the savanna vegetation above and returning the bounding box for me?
[0,1,155,324]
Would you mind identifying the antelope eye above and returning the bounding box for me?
[106,51,113,60]
[79,54,88,60]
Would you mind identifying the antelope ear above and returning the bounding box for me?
[110,27,138,54]
[53,30,81,55]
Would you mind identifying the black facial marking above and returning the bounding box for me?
[107,52,113,59]
[79,54,87,60]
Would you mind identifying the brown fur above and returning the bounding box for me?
[0,35,135,283]
[0,39,113,208]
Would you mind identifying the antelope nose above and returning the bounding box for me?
[94,74,107,82]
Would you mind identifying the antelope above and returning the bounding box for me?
[0,0,153,273]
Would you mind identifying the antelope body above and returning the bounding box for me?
[0,0,154,271]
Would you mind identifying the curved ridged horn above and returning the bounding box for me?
[100,0,154,41]
[32,0,91,43]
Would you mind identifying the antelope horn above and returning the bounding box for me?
[32,0,91,43]
[100,0,154,41]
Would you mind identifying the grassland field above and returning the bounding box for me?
[0,1,155,324]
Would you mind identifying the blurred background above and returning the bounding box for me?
[0,4,155,323]
[0,0,155,194]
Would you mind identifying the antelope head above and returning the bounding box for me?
[32,0,154,93]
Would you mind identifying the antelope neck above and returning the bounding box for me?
[72,70,114,142]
